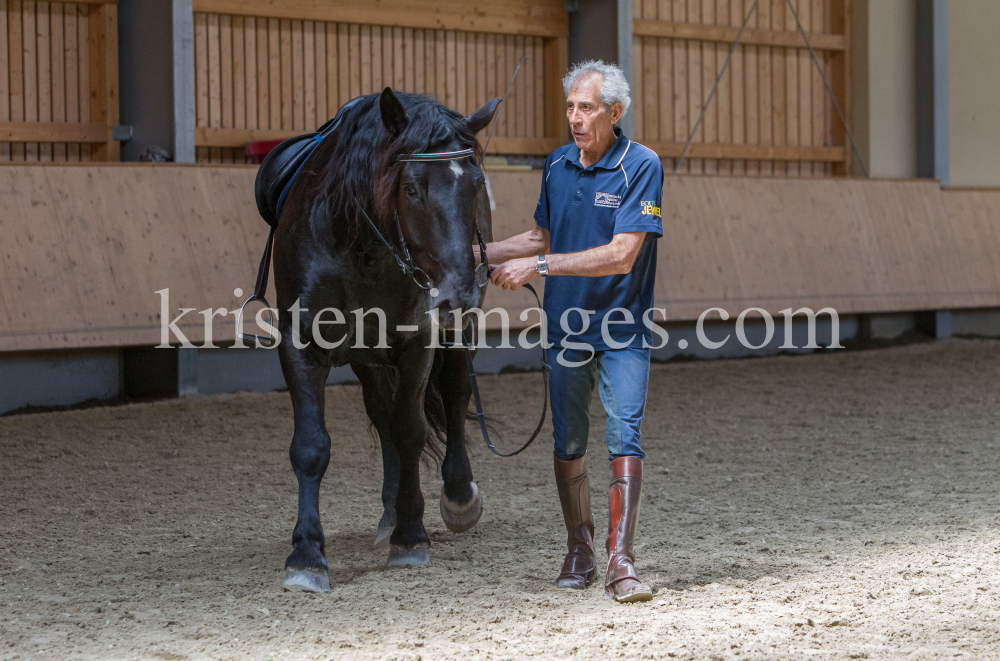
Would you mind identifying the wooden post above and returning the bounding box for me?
[543,36,568,147]
[830,0,851,176]
[88,2,119,161]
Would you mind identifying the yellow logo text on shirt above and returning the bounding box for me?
[640,201,661,217]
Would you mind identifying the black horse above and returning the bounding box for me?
[271,88,501,592]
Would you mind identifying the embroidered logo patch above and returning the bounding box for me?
[640,200,661,217]
[594,191,622,208]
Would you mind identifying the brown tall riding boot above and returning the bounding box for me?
[606,456,653,602]
[554,453,596,589]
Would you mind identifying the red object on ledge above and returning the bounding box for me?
[245,139,286,164]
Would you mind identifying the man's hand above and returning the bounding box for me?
[489,257,539,290]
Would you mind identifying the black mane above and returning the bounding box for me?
[318,92,483,233]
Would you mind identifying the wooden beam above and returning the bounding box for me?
[87,3,119,160]
[643,141,846,162]
[484,136,563,156]
[0,121,110,142]
[831,0,852,176]
[543,36,568,142]
[196,126,564,156]
[192,0,569,38]
[196,127,298,146]
[632,19,845,51]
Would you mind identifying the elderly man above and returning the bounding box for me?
[477,61,663,602]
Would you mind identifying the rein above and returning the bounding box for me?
[357,146,549,458]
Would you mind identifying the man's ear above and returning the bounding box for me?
[379,87,408,135]
[609,101,623,126]
[466,98,503,134]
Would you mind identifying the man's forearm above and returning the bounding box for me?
[547,234,642,277]
[476,227,549,264]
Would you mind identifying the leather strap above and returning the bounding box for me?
[464,282,548,457]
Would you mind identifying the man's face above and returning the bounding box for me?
[566,73,621,154]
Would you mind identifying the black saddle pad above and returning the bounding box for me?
[254,97,362,227]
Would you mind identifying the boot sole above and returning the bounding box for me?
[555,567,596,590]
[606,582,654,602]
[610,588,653,603]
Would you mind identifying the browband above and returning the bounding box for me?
[397,148,476,162]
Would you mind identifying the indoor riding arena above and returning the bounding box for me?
[4,1,1000,660]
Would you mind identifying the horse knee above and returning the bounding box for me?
[290,431,331,476]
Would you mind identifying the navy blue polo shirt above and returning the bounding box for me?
[534,129,663,351]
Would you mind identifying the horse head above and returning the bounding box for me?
[377,88,501,324]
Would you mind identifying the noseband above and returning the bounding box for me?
[356,147,491,292]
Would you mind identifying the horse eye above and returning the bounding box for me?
[403,184,418,196]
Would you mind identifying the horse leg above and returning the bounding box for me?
[351,363,399,548]
[437,349,483,533]
[279,344,333,593]
[385,346,435,568]
[376,434,400,548]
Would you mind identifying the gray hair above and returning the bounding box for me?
[562,60,632,123]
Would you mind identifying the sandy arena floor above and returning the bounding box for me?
[2,339,1000,660]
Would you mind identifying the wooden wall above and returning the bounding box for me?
[0,0,118,161]
[3,165,1000,352]
[632,0,849,176]
[191,0,569,163]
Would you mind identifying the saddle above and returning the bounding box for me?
[253,97,362,226]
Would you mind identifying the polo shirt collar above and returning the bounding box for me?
[566,127,630,171]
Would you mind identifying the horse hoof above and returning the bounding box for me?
[374,524,393,549]
[283,568,330,593]
[387,543,430,568]
[374,511,396,549]
[440,481,483,533]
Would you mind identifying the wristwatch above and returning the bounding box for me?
[536,255,549,277]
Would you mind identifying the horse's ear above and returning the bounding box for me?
[379,87,408,135]
[465,97,502,134]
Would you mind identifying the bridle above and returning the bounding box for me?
[353,146,491,294]
[353,143,547,458]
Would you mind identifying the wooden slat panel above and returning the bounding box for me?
[544,36,567,143]
[728,0,744,175]
[233,15,245,130]
[831,0,849,175]
[743,0,759,175]
[314,20,326,123]
[0,1,9,161]
[64,4,80,161]
[254,15,267,128]
[644,139,843,161]
[195,126,563,155]
[37,2,51,161]
[191,12,561,162]
[392,26,403,91]
[77,0,88,160]
[714,0,730,175]
[23,0,37,161]
[220,13,233,133]
[0,8,118,162]
[784,0,798,177]
[193,0,569,38]
[370,23,381,92]
[278,18,291,129]
[701,0,717,174]
[266,18,279,129]
[87,1,115,159]
[633,18,844,49]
